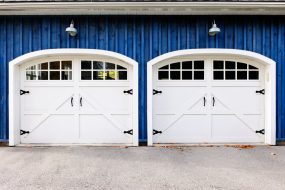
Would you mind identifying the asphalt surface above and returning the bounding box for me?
[0,145,285,190]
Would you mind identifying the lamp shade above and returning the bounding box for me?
[209,21,220,36]
[66,21,77,36]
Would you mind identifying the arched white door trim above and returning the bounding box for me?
[9,48,139,146]
[147,49,276,145]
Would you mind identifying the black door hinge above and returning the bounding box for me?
[124,129,133,135]
[255,129,265,135]
[153,129,162,135]
[153,89,162,95]
[123,89,133,95]
[20,89,30,95]
[20,130,30,135]
[256,89,265,95]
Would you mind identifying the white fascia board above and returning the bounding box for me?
[1,2,285,15]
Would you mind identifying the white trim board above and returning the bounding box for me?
[9,48,139,146]
[147,49,276,146]
[1,2,285,15]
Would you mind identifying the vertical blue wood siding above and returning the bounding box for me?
[0,16,284,142]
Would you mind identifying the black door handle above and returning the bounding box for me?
[203,97,206,107]
[80,97,82,107]
[71,97,74,107]
[212,97,215,107]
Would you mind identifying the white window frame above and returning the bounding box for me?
[25,60,73,81]
[147,49,276,146]
[9,49,139,146]
[79,60,128,81]
[157,60,205,81]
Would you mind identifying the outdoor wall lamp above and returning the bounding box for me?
[66,20,77,37]
[209,20,220,36]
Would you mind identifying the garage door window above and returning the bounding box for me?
[213,60,259,80]
[81,61,127,80]
[158,61,204,80]
[26,61,72,80]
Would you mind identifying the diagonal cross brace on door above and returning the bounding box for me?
[79,91,132,135]
[21,94,75,136]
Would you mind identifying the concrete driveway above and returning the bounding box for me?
[0,145,285,190]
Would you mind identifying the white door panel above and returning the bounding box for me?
[78,85,132,143]
[211,114,263,142]
[21,115,77,143]
[153,58,265,144]
[153,86,207,113]
[153,85,208,143]
[21,85,75,143]
[79,86,131,113]
[21,86,74,112]
[20,58,134,144]
[154,115,210,143]
[211,85,264,142]
[211,87,263,114]
[79,115,132,143]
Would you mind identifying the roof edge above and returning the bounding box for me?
[1,2,285,15]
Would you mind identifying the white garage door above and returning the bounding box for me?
[20,57,134,144]
[152,58,265,144]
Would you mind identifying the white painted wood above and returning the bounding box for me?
[2,2,285,15]
[152,62,209,143]
[152,59,264,144]
[147,49,276,145]
[210,85,264,143]
[9,49,139,146]
[78,75,133,144]
[265,63,276,145]
[9,64,20,146]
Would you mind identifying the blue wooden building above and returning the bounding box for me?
[0,1,284,145]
